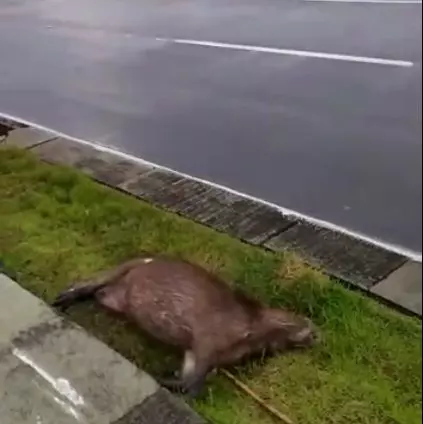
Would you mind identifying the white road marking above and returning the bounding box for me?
[305,0,421,4]
[1,112,421,263]
[156,38,414,68]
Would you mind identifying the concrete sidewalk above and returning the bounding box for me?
[0,273,204,424]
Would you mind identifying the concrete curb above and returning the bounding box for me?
[0,117,421,319]
[0,273,205,424]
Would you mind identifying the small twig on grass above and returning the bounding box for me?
[220,369,295,424]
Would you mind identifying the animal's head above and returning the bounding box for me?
[260,308,319,353]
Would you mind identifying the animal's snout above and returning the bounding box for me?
[307,326,320,346]
[290,320,320,347]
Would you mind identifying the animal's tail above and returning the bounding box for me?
[52,281,107,310]
[51,258,145,310]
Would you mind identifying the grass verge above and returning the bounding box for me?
[0,147,421,424]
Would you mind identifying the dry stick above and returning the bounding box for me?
[220,369,295,424]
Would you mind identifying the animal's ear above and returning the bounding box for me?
[261,308,296,326]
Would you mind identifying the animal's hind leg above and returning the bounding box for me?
[158,350,195,390]
[95,284,126,313]
[159,350,210,398]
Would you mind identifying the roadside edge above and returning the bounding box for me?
[1,117,420,319]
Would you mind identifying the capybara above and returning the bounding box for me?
[52,255,317,397]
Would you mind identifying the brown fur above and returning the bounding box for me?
[53,255,317,397]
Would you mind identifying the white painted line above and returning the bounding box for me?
[305,0,421,4]
[156,38,414,68]
[1,111,421,263]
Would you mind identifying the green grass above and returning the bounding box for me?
[0,147,421,424]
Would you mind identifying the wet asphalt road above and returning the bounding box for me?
[0,0,422,252]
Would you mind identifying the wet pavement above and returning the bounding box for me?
[0,0,421,251]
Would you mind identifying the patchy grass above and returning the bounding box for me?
[0,147,421,424]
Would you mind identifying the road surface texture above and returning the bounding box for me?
[0,0,421,252]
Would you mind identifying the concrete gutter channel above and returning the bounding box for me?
[0,118,421,423]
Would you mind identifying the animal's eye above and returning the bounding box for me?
[243,331,252,339]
